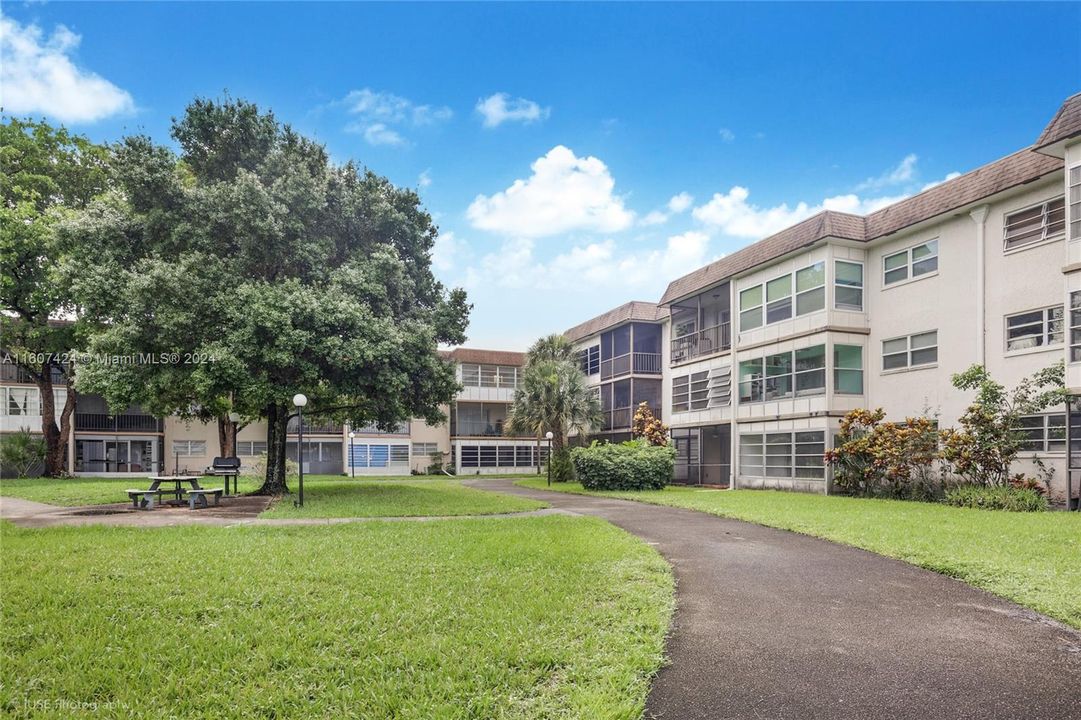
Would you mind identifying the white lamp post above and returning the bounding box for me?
[545,431,554,486]
[293,393,308,507]
[348,431,356,478]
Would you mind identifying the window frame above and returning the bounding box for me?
[1069,166,1081,241]
[172,439,207,457]
[881,331,938,372]
[739,261,828,332]
[834,260,864,311]
[833,344,864,395]
[883,239,939,287]
[1016,413,1066,453]
[739,430,826,479]
[1002,196,1066,252]
[738,344,826,403]
[1004,305,1064,354]
[1071,292,1081,364]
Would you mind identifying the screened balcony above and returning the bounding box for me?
[599,323,663,380]
[73,394,164,433]
[670,284,731,365]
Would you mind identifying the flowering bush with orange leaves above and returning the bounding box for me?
[824,408,943,499]
[631,402,669,447]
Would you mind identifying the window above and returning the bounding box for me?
[1072,292,1081,363]
[1003,197,1066,250]
[480,365,497,387]
[461,363,518,388]
[739,285,763,331]
[739,431,825,479]
[765,275,792,324]
[172,440,207,456]
[578,345,600,375]
[461,364,480,386]
[1016,414,1066,452]
[738,345,826,403]
[834,345,864,394]
[882,331,937,371]
[1070,167,1081,241]
[672,375,690,412]
[2,386,40,416]
[1005,306,1064,352]
[237,441,268,456]
[497,366,517,388]
[413,442,439,457]
[835,261,864,311]
[883,239,938,285]
[795,262,825,315]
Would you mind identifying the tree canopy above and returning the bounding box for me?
[0,118,112,475]
[63,97,470,492]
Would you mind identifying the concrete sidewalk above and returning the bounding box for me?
[470,479,1081,720]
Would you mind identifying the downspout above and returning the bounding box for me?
[970,205,990,366]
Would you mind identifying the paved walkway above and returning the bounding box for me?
[470,479,1081,720]
[0,494,571,528]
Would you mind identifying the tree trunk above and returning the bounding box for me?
[257,402,290,495]
[217,415,237,458]
[56,376,76,475]
[38,367,63,477]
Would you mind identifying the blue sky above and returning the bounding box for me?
[3,2,1079,349]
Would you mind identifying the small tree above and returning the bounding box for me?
[824,408,941,499]
[940,362,1066,487]
[631,402,669,446]
[0,428,48,478]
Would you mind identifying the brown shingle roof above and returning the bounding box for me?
[659,211,865,305]
[563,301,668,342]
[442,348,527,366]
[660,145,1063,305]
[1035,92,1081,151]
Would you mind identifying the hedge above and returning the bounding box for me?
[571,440,675,491]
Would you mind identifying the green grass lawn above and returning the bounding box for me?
[517,479,1081,629]
[0,474,545,518]
[261,477,546,518]
[1,516,673,719]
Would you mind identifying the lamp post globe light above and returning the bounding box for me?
[293,394,308,507]
[545,431,554,486]
[348,431,356,478]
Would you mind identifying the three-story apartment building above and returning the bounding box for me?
[4,94,1079,507]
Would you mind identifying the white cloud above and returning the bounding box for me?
[0,16,134,123]
[362,123,405,147]
[718,128,736,143]
[667,192,694,213]
[640,210,669,226]
[338,88,451,146]
[464,231,713,292]
[467,145,634,237]
[475,92,550,128]
[854,153,918,192]
[693,186,907,239]
[418,169,432,188]
[431,230,465,272]
[921,171,962,192]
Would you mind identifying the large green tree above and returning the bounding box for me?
[0,118,111,476]
[63,97,469,493]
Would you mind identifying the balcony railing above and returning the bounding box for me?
[451,420,528,437]
[671,323,731,365]
[350,421,410,436]
[287,418,344,435]
[0,362,67,384]
[74,413,164,433]
[601,408,633,431]
[600,352,663,380]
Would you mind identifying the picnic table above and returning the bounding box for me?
[127,475,203,510]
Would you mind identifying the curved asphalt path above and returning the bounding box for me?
[471,479,1081,720]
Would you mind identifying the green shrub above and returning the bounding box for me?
[571,440,674,491]
[943,484,1048,512]
[548,448,576,483]
[0,428,46,478]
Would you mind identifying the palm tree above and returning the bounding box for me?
[526,334,577,365]
[508,356,603,478]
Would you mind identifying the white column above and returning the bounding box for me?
[969,204,990,366]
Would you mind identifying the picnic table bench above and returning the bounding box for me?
[184,487,224,510]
